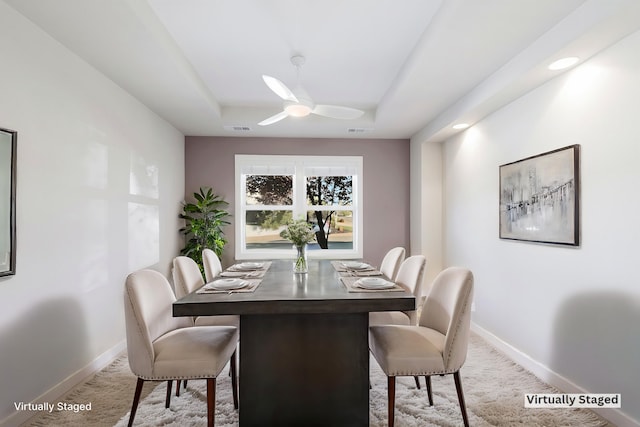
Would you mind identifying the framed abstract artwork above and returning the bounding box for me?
[499,145,580,246]
[0,127,17,276]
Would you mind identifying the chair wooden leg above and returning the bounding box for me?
[453,371,469,427]
[425,376,433,406]
[413,376,421,389]
[127,378,144,427]
[165,380,172,408]
[388,376,396,427]
[175,379,188,395]
[230,350,238,409]
[207,378,216,427]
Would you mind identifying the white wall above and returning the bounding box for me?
[0,3,185,425]
[409,137,443,292]
[442,30,640,425]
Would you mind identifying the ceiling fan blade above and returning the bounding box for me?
[262,75,298,102]
[258,111,289,126]
[312,104,364,120]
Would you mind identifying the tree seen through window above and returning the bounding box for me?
[245,175,352,249]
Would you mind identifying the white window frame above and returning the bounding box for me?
[235,154,363,260]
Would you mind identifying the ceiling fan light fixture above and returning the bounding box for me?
[284,103,312,117]
[259,54,364,125]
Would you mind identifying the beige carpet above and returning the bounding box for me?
[24,334,612,426]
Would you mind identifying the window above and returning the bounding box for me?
[235,155,363,260]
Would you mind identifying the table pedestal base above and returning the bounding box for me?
[239,312,369,426]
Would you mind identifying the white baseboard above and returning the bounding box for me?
[1,340,126,427]
[472,323,638,427]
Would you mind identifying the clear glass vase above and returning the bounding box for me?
[294,244,308,274]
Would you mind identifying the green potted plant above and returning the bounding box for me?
[179,187,230,273]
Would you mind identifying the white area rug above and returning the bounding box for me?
[24,334,611,426]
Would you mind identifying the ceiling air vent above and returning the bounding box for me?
[224,125,252,132]
[347,127,374,133]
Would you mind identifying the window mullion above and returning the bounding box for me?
[293,162,306,219]
[244,205,291,211]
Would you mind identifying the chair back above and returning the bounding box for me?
[419,267,474,372]
[124,269,192,378]
[379,247,405,280]
[172,256,205,298]
[202,248,223,283]
[395,255,426,297]
[395,255,426,324]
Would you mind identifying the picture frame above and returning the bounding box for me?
[499,145,580,246]
[0,127,17,276]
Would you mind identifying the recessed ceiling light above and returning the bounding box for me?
[452,123,470,130]
[548,57,579,71]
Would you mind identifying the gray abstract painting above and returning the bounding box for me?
[499,145,580,246]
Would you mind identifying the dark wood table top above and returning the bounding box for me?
[173,259,415,317]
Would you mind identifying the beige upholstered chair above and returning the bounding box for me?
[379,246,405,281]
[369,255,426,390]
[369,255,426,327]
[172,256,240,328]
[369,267,474,427]
[202,248,223,283]
[124,269,239,427]
[172,256,240,395]
[172,255,204,299]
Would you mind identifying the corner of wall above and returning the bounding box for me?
[409,138,443,291]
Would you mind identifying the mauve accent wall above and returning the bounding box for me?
[185,136,410,267]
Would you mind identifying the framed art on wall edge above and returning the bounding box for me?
[499,145,580,246]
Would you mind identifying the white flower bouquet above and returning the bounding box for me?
[280,220,316,273]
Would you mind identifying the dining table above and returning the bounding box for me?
[172,258,415,427]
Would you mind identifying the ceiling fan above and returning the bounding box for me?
[258,55,365,126]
